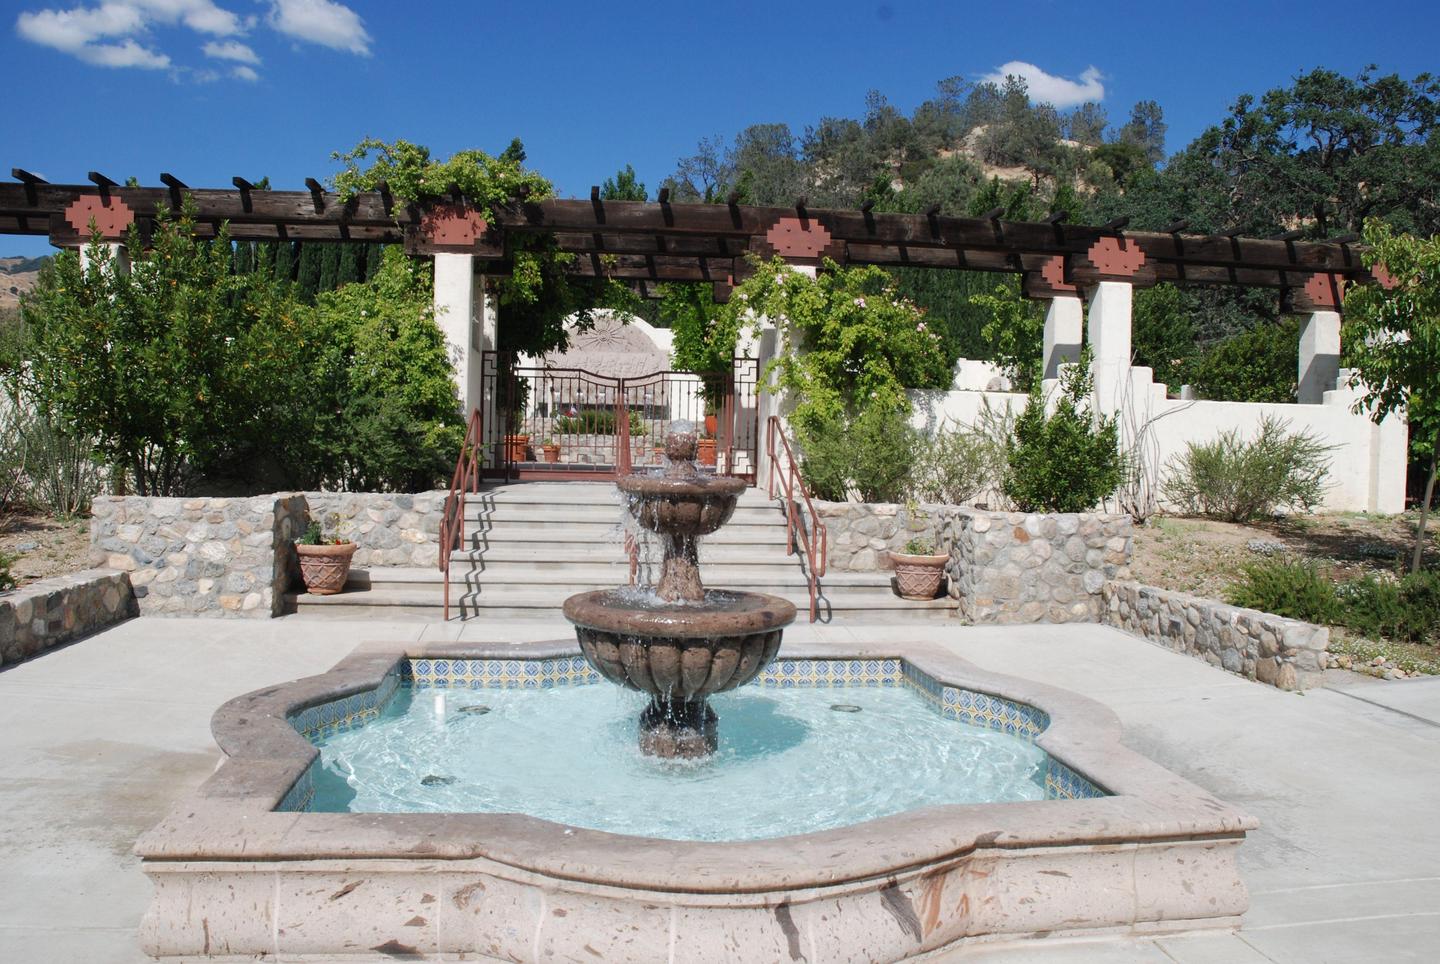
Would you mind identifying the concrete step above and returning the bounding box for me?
[457,504,788,527]
[459,486,780,510]
[445,545,807,565]
[455,527,791,548]
[352,566,890,590]
[287,584,957,622]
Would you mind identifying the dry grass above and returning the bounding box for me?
[1,509,92,588]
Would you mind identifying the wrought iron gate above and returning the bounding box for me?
[477,353,760,482]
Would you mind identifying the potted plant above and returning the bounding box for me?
[295,520,357,596]
[503,377,531,463]
[696,432,717,466]
[541,436,561,463]
[889,536,948,600]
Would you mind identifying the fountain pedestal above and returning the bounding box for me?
[563,431,796,758]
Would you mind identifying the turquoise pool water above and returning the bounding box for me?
[307,682,1050,841]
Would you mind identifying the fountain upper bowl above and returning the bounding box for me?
[617,474,747,536]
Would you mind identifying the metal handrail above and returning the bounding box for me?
[766,416,827,622]
[438,407,485,621]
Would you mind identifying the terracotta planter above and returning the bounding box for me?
[504,434,531,463]
[696,438,717,466]
[889,550,948,600]
[542,443,561,463]
[296,542,357,596]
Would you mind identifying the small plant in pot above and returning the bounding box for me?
[889,535,948,600]
[295,519,357,596]
[541,436,561,463]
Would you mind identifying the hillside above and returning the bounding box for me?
[0,255,48,310]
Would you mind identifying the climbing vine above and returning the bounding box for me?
[726,256,951,433]
[330,138,636,354]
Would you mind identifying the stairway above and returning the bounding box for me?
[287,482,957,622]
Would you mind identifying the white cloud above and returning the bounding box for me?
[979,62,1105,108]
[267,0,369,55]
[82,36,171,67]
[16,5,147,52]
[202,38,257,63]
[15,1,242,71]
[131,0,242,36]
[230,63,257,81]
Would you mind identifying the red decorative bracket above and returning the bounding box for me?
[760,216,842,262]
[1303,272,1342,309]
[1040,255,1076,292]
[421,204,488,247]
[65,195,133,239]
[1086,236,1146,277]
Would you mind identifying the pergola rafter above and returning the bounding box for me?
[0,172,1383,309]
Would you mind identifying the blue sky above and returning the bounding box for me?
[5,0,1438,258]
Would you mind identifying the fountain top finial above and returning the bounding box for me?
[665,430,699,464]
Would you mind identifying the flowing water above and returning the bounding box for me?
[307,682,1049,841]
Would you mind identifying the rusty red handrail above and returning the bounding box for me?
[439,406,485,621]
[766,416,827,622]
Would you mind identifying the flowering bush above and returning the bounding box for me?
[727,257,950,434]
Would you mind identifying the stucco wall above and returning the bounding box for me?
[909,367,1407,514]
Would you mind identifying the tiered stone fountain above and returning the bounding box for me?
[563,431,797,758]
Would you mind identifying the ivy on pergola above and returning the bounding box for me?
[1,169,1377,312]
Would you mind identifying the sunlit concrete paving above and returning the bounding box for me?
[0,615,1436,962]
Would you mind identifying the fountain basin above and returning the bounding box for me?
[136,638,1256,962]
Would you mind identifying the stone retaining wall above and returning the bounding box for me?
[91,495,306,617]
[811,501,1131,624]
[948,510,1132,624]
[304,490,447,568]
[814,500,961,571]
[0,569,136,666]
[1103,581,1328,692]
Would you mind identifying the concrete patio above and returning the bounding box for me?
[1,615,1436,962]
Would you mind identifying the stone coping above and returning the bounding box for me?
[136,637,1256,894]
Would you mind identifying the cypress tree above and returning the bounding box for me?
[296,243,323,302]
[271,241,295,283]
[337,243,362,287]
[318,244,342,293]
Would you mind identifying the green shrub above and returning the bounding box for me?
[797,404,921,503]
[1339,571,1440,643]
[1003,356,1123,513]
[1226,557,1341,624]
[0,550,15,592]
[911,426,991,506]
[552,410,645,436]
[1162,415,1332,522]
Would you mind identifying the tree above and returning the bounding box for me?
[19,207,313,495]
[1066,102,1108,146]
[1131,284,1197,390]
[600,164,647,201]
[1344,220,1440,571]
[1144,68,1440,239]
[1187,318,1300,403]
[1119,100,1167,164]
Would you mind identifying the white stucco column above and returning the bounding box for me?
[432,253,485,417]
[1298,310,1341,404]
[1042,295,1083,380]
[78,241,129,274]
[1084,281,1133,414]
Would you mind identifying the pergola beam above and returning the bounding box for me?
[0,176,1385,289]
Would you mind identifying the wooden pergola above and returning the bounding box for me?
[0,169,1382,312]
